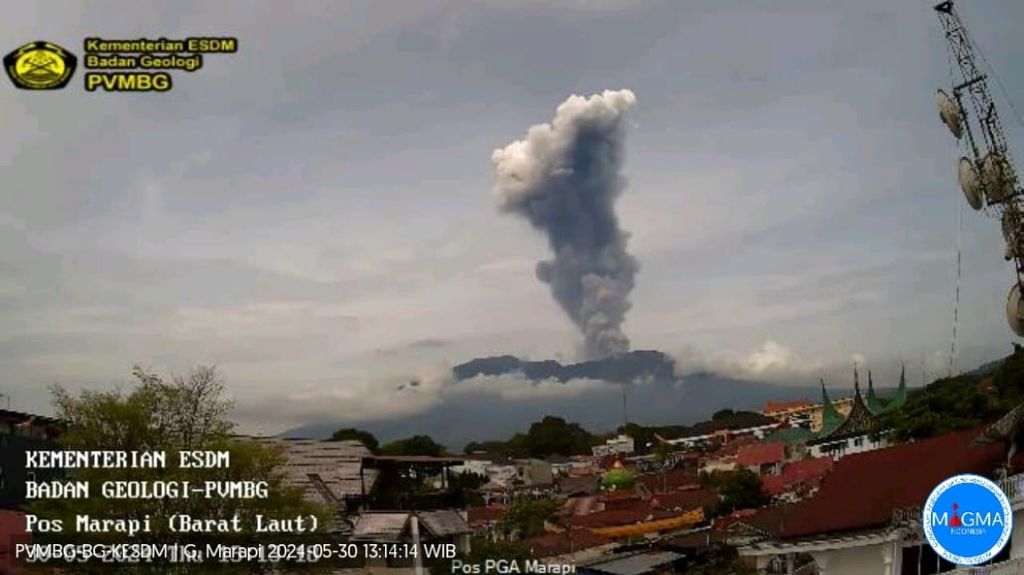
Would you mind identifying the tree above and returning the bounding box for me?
[497,498,560,540]
[712,409,735,421]
[29,365,331,574]
[699,468,768,517]
[877,372,1005,442]
[330,427,380,454]
[523,416,597,458]
[380,434,446,456]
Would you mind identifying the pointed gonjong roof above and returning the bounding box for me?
[865,365,909,416]
[815,366,880,441]
[866,370,886,414]
[818,379,844,437]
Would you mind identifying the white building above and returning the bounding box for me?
[592,434,636,457]
[738,427,1017,575]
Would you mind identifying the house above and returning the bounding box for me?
[243,437,377,514]
[737,441,786,476]
[546,454,574,477]
[662,412,782,451]
[352,510,472,572]
[0,409,64,510]
[738,427,1011,575]
[807,374,889,460]
[449,454,494,478]
[636,469,700,494]
[763,400,818,430]
[523,528,618,565]
[761,456,833,503]
[516,458,554,486]
[593,434,636,458]
[560,475,602,500]
[578,550,687,575]
[466,506,505,539]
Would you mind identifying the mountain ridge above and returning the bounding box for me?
[282,350,819,448]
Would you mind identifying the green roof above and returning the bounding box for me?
[763,427,815,444]
[865,366,908,415]
[819,380,844,437]
[866,371,887,415]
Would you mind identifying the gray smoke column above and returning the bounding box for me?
[491,89,639,359]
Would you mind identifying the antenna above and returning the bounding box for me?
[621,385,629,429]
[934,1,1024,337]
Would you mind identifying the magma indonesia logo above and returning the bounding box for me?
[3,41,77,89]
[923,474,1013,566]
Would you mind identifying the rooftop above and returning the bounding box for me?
[246,437,376,504]
[583,550,685,575]
[778,427,1004,539]
[737,441,786,468]
[522,528,612,558]
[761,456,833,497]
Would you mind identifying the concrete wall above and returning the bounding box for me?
[809,540,900,575]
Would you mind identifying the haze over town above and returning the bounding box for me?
[3,0,1024,436]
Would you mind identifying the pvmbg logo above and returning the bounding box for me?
[923,474,1013,566]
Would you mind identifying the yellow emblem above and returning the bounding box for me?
[4,41,77,90]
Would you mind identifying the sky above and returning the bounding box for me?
[3,0,1024,434]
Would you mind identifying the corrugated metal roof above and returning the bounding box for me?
[418,510,471,537]
[246,437,377,504]
[584,551,685,575]
[351,513,408,541]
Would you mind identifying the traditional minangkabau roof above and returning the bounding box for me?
[763,427,815,445]
[818,379,844,437]
[866,370,885,415]
[812,367,880,442]
[889,364,908,411]
[865,364,909,416]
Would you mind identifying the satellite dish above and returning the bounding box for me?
[981,152,1015,203]
[936,89,964,139]
[957,156,984,210]
[1008,283,1024,336]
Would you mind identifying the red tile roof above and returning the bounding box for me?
[737,441,786,468]
[779,428,1004,539]
[467,506,505,526]
[715,505,789,537]
[650,488,718,512]
[523,528,612,558]
[571,507,658,528]
[637,470,699,493]
[762,457,833,496]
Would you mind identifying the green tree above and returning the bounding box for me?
[498,498,560,539]
[876,373,1005,442]
[523,416,597,458]
[699,468,767,517]
[380,434,446,456]
[329,427,380,454]
[28,365,331,574]
[712,409,736,421]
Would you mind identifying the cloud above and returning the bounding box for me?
[450,374,619,401]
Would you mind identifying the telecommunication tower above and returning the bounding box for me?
[934,1,1024,336]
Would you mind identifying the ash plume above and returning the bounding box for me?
[491,89,639,359]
